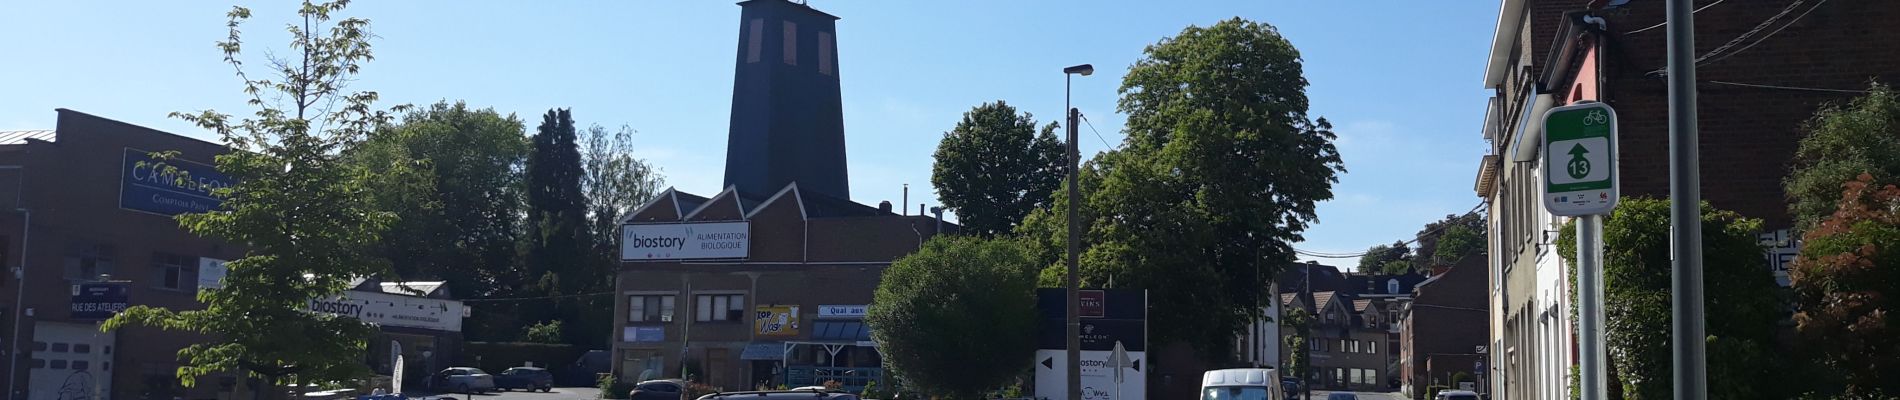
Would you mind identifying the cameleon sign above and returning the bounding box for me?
[1542,102,1620,216]
[620,221,750,261]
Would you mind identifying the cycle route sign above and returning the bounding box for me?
[1542,101,1619,216]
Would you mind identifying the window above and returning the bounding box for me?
[71,361,88,371]
[49,360,66,370]
[817,31,834,75]
[746,19,763,63]
[781,21,798,65]
[29,359,43,368]
[64,242,115,281]
[628,295,676,322]
[1339,339,1348,352]
[1368,341,1377,354]
[151,252,196,291]
[1348,340,1359,353]
[50,343,68,353]
[73,344,90,354]
[695,294,744,322]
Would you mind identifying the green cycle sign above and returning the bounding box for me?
[1542,102,1619,216]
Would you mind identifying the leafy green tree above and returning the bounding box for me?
[1280,306,1312,395]
[1430,225,1484,267]
[1790,173,1900,395]
[522,320,564,344]
[867,236,1039,400]
[931,101,1064,236]
[1787,83,1900,230]
[351,101,529,341]
[1357,241,1411,275]
[1018,18,1343,359]
[571,123,665,348]
[106,0,406,394]
[1413,213,1486,271]
[525,109,595,345]
[1557,198,1785,400]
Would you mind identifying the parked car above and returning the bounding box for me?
[1280,378,1300,398]
[494,367,554,392]
[1201,368,1283,400]
[694,388,858,400]
[631,379,687,400]
[1434,390,1480,400]
[429,367,496,394]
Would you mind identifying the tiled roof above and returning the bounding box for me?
[1312,291,1336,310]
[1280,293,1297,306]
[0,130,55,145]
[1353,299,1373,312]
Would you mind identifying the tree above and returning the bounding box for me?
[1556,198,1785,400]
[1357,241,1411,275]
[931,101,1064,236]
[525,109,595,345]
[350,101,529,341]
[1017,18,1343,359]
[106,0,406,395]
[1430,225,1483,268]
[1787,83,1900,230]
[1280,306,1313,396]
[522,320,564,344]
[1413,212,1486,271]
[570,123,665,348]
[866,236,1039,400]
[1790,173,1900,395]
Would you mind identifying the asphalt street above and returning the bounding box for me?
[408,387,603,400]
[1303,390,1407,400]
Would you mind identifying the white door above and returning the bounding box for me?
[29,322,114,400]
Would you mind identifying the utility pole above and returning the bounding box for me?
[1665,0,1708,398]
[1062,63,1092,400]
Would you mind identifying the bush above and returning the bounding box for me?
[1557,198,1786,399]
[1791,173,1900,394]
[523,320,564,344]
[598,375,634,399]
[867,236,1040,400]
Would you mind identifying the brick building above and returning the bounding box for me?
[1398,257,1489,399]
[0,109,467,400]
[609,0,952,392]
[1475,0,1900,398]
[1277,263,1422,392]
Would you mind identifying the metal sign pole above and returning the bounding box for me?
[1664,0,1708,398]
[1578,215,1607,400]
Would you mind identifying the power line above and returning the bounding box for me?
[1623,0,1727,35]
[1648,0,1826,77]
[1698,0,1829,66]
[1293,202,1487,259]
[1705,80,1869,94]
[1079,112,1114,149]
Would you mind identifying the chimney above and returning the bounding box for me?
[723,0,850,200]
[877,201,892,214]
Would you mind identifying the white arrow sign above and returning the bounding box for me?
[1108,341,1134,384]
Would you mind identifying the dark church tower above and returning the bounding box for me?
[723,0,850,199]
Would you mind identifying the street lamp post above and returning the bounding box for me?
[1062,63,1092,400]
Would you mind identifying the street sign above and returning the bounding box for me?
[1542,101,1619,216]
[70,283,128,320]
[1108,341,1134,383]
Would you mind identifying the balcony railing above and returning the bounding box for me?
[785,366,882,392]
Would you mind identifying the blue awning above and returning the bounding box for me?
[740,342,784,360]
[811,321,871,341]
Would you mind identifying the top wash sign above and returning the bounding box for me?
[121,148,234,216]
[621,221,750,261]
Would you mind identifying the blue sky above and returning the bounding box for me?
[0,0,1499,266]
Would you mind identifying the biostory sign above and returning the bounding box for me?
[620,221,750,261]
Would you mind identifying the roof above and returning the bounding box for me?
[0,130,55,145]
[1312,291,1336,310]
[1353,299,1373,312]
[674,191,711,217]
[1280,293,1297,306]
[381,281,447,298]
[1483,0,1530,88]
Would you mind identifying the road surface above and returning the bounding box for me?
[1304,390,1407,400]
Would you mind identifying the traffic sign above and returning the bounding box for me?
[1543,101,1619,216]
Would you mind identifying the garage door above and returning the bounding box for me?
[29,322,114,400]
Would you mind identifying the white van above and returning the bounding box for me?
[1200,368,1283,400]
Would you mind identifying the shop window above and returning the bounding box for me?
[696,294,744,322]
[629,295,676,322]
[64,242,116,281]
[152,252,196,291]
